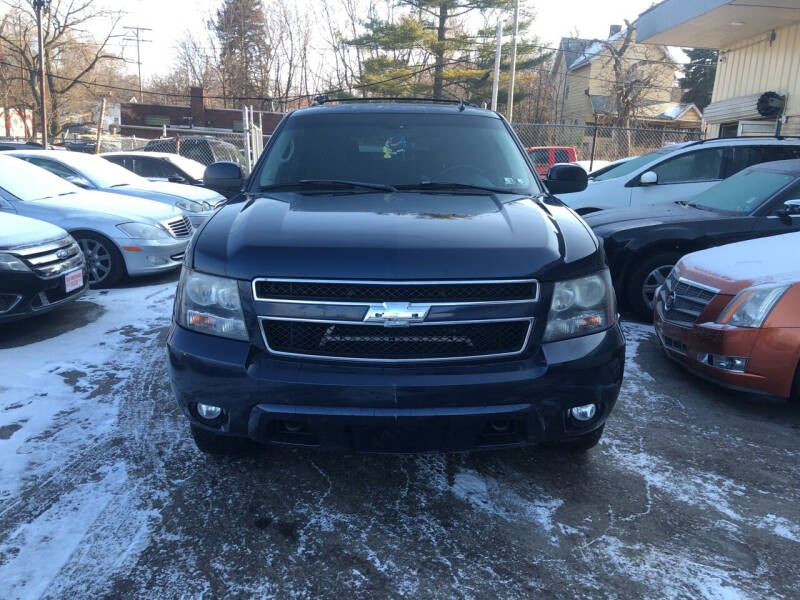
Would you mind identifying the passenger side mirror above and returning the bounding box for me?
[639,171,658,185]
[777,198,800,222]
[204,161,244,197]
[544,163,588,195]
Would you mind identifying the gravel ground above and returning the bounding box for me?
[0,274,798,599]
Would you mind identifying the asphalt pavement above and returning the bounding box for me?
[0,274,798,599]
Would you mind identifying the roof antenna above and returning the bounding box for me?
[458,98,467,112]
[314,94,328,106]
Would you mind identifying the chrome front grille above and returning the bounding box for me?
[163,215,193,238]
[658,271,719,325]
[11,236,84,278]
[253,278,537,362]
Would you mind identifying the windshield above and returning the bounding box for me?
[167,155,206,181]
[0,155,81,200]
[256,112,537,194]
[592,150,669,182]
[690,169,796,214]
[54,152,147,188]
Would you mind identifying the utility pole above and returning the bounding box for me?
[33,0,48,147]
[490,19,502,112]
[507,0,519,122]
[94,97,106,154]
[123,26,152,102]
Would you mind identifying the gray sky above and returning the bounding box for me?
[106,0,665,80]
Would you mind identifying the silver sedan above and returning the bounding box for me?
[0,155,191,287]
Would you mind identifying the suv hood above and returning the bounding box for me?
[28,189,183,222]
[584,202,718,232]
[105,183,223,206]
[0,212,67,249]
[193,192,599,280]
[676,232,800,294]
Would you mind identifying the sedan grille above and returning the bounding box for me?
[262,320,532,362]
[658,271,718,325]
[11,236,84,278]
[254,279,538,303]
[163,215,193,238]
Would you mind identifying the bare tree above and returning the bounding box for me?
[0,0,124,137]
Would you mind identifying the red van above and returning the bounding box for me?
[526,146,578,176]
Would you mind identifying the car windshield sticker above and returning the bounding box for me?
[382,135,407,159]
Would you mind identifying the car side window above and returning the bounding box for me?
[651,148,725,184]
[554,149,570,163]
[27,157,77,179]
[134,158,167,178]
[529,149,549,167]
[727,145,800,177]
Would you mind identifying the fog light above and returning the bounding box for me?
[146,255,169,266]
[697,353,748,373]
[570,403,597,422]
[196,403,222,420]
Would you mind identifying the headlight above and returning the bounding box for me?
[0,252,30,272]
[176,200,206,213]
[543,270,616,342]
[176,268,248,340]
[716,284,790,328]
[117,222,171,240]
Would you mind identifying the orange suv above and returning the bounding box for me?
[654,232,800,401]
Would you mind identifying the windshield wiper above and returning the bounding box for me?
[110,183,131,188]
[57,191,76,196]
[394,182,512,194]
[259,179,397,193]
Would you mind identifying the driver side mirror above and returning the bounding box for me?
[777,198,800,222]
[204,161,244,197]
[544,163,588,195]
[639,171,658,185]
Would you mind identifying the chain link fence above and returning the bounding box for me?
[512,123,702,171]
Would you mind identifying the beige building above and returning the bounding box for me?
[637,0,800,137]
[550,27,702,130]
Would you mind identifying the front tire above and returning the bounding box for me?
[626,251,682,322]
[190,425,252,456]
[560,425,605,453]
[73,231,125,288]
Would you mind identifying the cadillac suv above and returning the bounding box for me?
[167,101,626,455]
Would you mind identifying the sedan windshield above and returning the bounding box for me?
[0,155,81,200]
[256,112,538,195]
[53,152,146,188]
[690,169,797,214]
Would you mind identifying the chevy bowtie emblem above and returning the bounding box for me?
[57,249,69,259]
[363,302,431,327]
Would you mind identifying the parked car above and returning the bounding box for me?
[0,154,192,287]
[0,141,43,151]
[8,150,224,227]
[559,137,800,214]
[586,159,800,320]
[0,213,87,322]
[102,151,207,186]
[167,101,624,456]
[654,232,800,402]
[526,146,578,176]
[143,135,245,167]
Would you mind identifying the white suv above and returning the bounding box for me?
[559,137,800,214]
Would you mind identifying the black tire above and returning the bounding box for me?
[190,424,252,456]
[625,251,683,322]
[560,425,604,453]
[73,231,125,288]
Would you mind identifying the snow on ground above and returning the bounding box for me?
[0,286,798,599]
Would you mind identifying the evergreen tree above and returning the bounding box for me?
[680,48,717,110]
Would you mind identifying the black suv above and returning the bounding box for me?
[167,101,625,455]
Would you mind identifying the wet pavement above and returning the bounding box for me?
[1,278,798,599]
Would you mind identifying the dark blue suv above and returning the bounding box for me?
[167,101,625,455]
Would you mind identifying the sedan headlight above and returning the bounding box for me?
[176,268,248,341]
[0,252,30,272]
[716,284,791,328]
[543,270,616,342]
[117,222,171,240]
[176,200,206,213]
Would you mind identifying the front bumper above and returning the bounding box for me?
[654,306,795,398]
[0,266,88,323]
[120,237,189,277]
[167,324,625,453]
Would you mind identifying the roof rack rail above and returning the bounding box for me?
[683,134,800,147]
[313,95,476,108]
